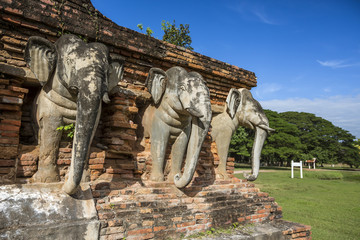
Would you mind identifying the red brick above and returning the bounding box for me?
[0,138,18,145]
[108,219,123,227]
[8,86,29,93]
[257,209,267,214]
[4,7,23,15]
[153,226,166,232]
[0,167,12,174]
[59,148,72,153]
[126,233,154,240]
[57,159,71,165]
[177,221,196,228]
[0,104,21,111]
[20,153,38,162]
[1,119,21,126]
[1,14,21,25]
[1,131,18,137]
[89,158,105,164]
[2,0,12,4]
[0,159,16,167]
[127,228,152,236]
[0,124,20,131]
[98,212,115,220]
[18,160,37,166]
[142,221,154,227]
[39,0,55,5]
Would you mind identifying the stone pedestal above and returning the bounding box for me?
[0,183,100,240]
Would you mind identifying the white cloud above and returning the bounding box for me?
[254,83,282,99]
[229,3,279,25]
[260,95,360,139]
[252,8,276,25]
[317,59,360,69]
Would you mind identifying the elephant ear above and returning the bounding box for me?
[226,88,241,119]
[25,36,57,86]
[108,56,125,93]
[145,68,168,104]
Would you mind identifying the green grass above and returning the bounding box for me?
[235,170,360,240]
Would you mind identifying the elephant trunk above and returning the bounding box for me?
[174,107,211,188]
[243,126,268,181]
[62,87,102,195]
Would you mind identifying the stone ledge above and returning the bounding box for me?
[0,182,100,240]
[183,220,311,240]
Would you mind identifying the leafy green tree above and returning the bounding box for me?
[229,110,359,168]
[229,126,250,162]
[262,110,303,166]
[161,20,193,50]
[229,110,303,166]
[280,112,359,167]
[136,20,193,50]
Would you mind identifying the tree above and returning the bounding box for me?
[229,110,360,168]
[280,111,360,167]
[136,20,194,50]
[161,20,193,50]
[262,110,303,166]
[229,110,303,166]
[229,126,250,162]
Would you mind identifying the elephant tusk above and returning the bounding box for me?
[102,92,111,104]
[258,124,275,133]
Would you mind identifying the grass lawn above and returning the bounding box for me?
[235,169,360,240]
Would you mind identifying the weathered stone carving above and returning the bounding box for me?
[142,67,212,188]
[211,88,274,180]
[0,183,99,239]
[25,34,124,194]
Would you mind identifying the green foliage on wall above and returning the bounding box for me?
[57,123,75,139]
[136,20,193,50]
[161,20,193,50]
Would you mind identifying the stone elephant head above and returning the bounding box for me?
[25,34,124,194]
[211,88,274,180]
[142,66,212,188]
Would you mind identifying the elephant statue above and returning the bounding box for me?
[25,34,124,195]
[142,66,212,188]
[211,88,274,180]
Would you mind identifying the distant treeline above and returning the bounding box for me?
[230,110,360,168]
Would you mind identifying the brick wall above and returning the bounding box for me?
[0,0,311,239]
[0,73,28,182]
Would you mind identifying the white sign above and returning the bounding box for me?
[291,160,303,179]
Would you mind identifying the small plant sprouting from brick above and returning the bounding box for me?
[137,24,153,37]
[161,20,193,50]
[56,123,75,139]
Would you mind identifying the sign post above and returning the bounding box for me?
[291,160,303,179]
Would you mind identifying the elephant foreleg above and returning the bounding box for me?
[168,127,190,182]
[215,129,233,179]
[149,119,170,182]
[32,115,62,183]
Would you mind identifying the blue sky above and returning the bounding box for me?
[92,0,360,138]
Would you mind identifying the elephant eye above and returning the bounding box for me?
[180,85,186,91]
